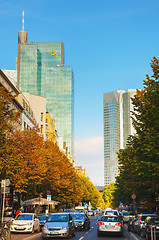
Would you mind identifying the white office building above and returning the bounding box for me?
[103,89,136,185]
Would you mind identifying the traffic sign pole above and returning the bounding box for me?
[1,182,6,225]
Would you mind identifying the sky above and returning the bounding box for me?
[0,0,159,186]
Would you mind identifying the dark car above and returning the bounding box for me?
[39,215,49,230]
[122,211,133,223]
[70,213,90,231]
[140,216,159,239]
[134,214,157,235]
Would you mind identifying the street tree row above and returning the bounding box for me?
[113,57,159,206]
[0,86,105,208]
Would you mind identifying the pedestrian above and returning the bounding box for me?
[16,208,21,216]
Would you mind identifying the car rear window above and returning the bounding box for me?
[101,216,119,222]
[105,211,118,215]
[48,214,68,222]
[71,214,85,220]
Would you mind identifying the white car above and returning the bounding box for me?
[10,213,40,233]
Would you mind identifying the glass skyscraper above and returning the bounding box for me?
[17,32,74,155]
[103,89,136,185]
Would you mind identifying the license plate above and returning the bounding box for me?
[16,226,24,229]
[50,231,59,234]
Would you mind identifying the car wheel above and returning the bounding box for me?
[72,228,75,237]
[97,230,102,237]
[146,232,151,240]
[42,236,46,240]
[31,226,34,234]
[140,229,145,238]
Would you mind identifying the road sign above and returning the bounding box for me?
[1,187,10,194]
[47,195,51,201]
[1,179,10,187]
[119,202,124,208]
[132,194,136,199]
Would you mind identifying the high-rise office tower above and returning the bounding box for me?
[103,89,136,185]
[17,12,74,155]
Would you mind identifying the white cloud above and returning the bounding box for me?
[74,136,104,186]
[75,136,104,155]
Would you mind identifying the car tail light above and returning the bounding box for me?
[115,222,122,226]
[133,221,135,224]
[149,225,151,229]
[122,216,124,218]
[98,222,105,226]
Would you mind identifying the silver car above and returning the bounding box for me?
[97,215,123,237]
[42,213,76,239]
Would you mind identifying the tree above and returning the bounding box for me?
[0,86,20,179]
[114,57,159,205]
[103,183,116,208]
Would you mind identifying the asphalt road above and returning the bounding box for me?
[8,215,145,240]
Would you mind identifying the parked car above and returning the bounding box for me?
[70,212,90,230]
[122,211,134,223]
[134,213,157,235]
[140,216,159,239]
[127,215,137,232]
[87,210,94,216]
[97,215,123,237]
[39,214,49,230]
[10,213,40,233]
[42,213,76,239]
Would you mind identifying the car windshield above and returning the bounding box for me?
[15,214,33,220]
[47,214,68,222]
[39,215,47,220]
[151,218,159,224]
[122,212,130,216]
[71,214,85,220]
[101,216,119,222]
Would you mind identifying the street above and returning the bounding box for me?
[8,215,145,240]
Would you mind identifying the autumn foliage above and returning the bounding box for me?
[0,85,103,207]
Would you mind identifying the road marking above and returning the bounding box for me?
[129,232,139,240]
[79,237,84,240]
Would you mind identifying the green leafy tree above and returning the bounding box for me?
[114,57,159,205]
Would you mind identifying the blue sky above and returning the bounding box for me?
[0,0,159,186]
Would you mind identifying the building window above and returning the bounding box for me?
[24,121,26,129]
[46,124,49,129]
[46,134,48,140]
[41,125,43,133]
[41,113,44,122]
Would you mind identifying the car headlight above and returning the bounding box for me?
[28,222,33,226]
[43,225,48,230]
[63,227,69,230]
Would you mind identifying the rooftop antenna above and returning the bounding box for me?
[22,10,24,31]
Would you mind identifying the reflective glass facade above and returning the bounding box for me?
[18,42,74,155]
[104,90,136,185]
